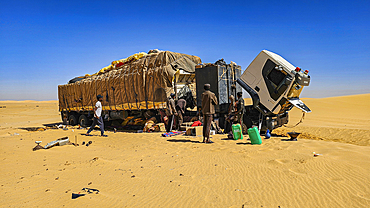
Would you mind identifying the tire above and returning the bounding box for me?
[78,114,89,127]
[69,114,77,126]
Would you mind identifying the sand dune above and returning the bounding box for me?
[274,94,370,146]
[0,94,369,207]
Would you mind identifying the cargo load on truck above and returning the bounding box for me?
[58,51,201,112]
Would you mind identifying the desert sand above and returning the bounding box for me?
[0,94,369,207]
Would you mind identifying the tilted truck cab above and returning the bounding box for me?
[237,50,311,132]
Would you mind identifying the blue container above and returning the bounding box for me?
[265,129,271,139]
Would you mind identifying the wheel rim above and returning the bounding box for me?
[79,115,88,127]
[69,116,76,125]
[80,118,85,126]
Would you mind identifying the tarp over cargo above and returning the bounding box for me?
[58,51,201,112]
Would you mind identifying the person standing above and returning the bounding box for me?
[86,95,107,137]
[175,98,186,130]
[165,93,177,132]
[235,92,245,132]
[201,84,218,143]
[225,95,235,133]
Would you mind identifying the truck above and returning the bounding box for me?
[58,50,311,133]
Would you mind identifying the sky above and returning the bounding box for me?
[0,0,369,100]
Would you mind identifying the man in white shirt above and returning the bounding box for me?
[86,95,107,137]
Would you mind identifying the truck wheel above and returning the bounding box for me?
[69,114,77,126]
[79,115,89,127]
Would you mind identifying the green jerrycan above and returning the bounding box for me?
[247,127,262,145]
[232,124,243,140]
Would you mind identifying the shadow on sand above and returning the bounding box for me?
[271,133,287,138]
[42,122,63,127]
[221,137,235,141]
[281,138,296,141]
[80,133,99,137]
[236,141,252,145]
[167,139,201,143]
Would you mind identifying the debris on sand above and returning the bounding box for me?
[81,187,99,194]
[19,127,46,131]
[43,137,69,149]
[71,193,85,199]
[33,141,44,151]
[313,152,322,157]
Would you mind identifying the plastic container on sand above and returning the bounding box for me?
[248,127,262,145]
[232,124,243,140]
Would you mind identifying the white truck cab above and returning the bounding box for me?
[238,50,311,115]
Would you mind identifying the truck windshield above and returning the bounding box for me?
[262,59,291,101]
[267,68,286,86]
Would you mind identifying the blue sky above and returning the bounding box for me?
[0,0,369,100]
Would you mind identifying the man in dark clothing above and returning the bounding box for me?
[235,92,245,132]
[175,98,186,130]
[225,95,235,133]
[201,84,218,143]
[166,93,177,132]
